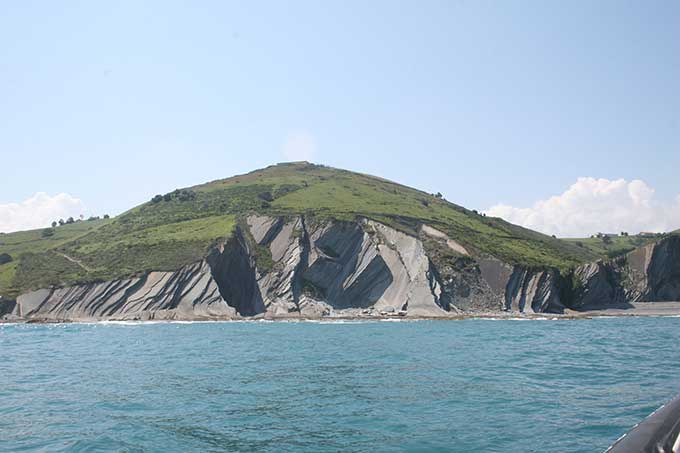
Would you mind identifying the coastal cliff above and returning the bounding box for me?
[568,235,680,310]
[2,216,583,321]
[1,163,678,322]
[3,215,679,322]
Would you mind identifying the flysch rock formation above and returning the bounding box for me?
[572,235,680,306]
[9,261,237,322]
[2,216,680,322]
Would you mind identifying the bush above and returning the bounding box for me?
[41,228,55,238]
[51,221,58,228]
[177,189,196,201]
[258,191,274,202]
[0,253,12,265]
[151,195,163,203]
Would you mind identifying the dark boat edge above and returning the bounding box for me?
[606,393,680,452]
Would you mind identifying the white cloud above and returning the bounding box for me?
[0,193,85,233]
[486,177,680,237]
[282,131,317,162]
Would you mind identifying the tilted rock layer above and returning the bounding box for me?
[572,235,680,307]
[3,217,680,321]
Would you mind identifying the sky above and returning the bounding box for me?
[1,0,679,236]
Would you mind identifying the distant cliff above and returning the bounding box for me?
[6,215,676,322]
[569,234,680,309]
[1,163,678,322]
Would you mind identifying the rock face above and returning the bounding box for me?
[11,260,237,322]
[5,216,680,322]
[636,235,680,301]
[570,261,628,309]
[0,297,16,318]
[247,217,452,317]
[568,235,680,309]
[504,268,563,313]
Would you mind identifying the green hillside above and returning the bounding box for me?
[0,162,599,298]
[564,233,665,259]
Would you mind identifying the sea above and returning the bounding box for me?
[2,317,679,452]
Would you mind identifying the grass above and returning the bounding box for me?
[0,162,608,298]
[0,261,17,298]
[564,234,662,260]
[0,215,235,297]
[265,165,597,269]
[0,218,110,256]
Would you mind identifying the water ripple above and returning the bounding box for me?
[1,318,679,452]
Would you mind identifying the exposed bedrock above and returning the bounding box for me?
[503,267,564,313]
[566,235,680,308]
[422,229,501,312]
[206,230,265,316]
[0,297,16,318]
[570,261,629,310]
[476,257,564,313]
[247,216,455,317]
[12,260,237,321]
[640,235,680,301]
[8,215,679,321]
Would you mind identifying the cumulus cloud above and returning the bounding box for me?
[0,193,85,233]
[486,178,680,237]
[282,131,317,162]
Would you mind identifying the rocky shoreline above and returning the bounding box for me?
[3,302,680,324]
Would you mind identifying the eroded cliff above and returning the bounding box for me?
[3,216,679,322]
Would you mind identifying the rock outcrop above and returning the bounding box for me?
[633,235,680,301]
[6,216,496,321]
[503,268,563,313]
[5,216,680,322]
[570,261,628,309]
[0,297,16,318]
[247,217,452,317]
[11,260,237,322]
[567,235,680,309]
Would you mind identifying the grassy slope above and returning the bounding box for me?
[0,220,110,298]
[564,234,663,260]
[0,162,599,298]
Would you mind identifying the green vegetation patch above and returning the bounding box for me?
[59,215,236,278]
[565,234,661,260]
[0,218,110,257]
[0,215,235,297]
[13,252,88,293]
[0,261,18,298]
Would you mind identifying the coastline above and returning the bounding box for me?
[3,302,680,324]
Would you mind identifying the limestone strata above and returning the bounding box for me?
[570,235,680,308]
[633,235,680,301]
[571,261,627,309]
[11,260,236,322]
[503,268,563,313]
[5,216,680,322]
[248,217,452,317]
[5,216,489,321]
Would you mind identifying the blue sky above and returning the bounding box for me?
[1,1,679,235]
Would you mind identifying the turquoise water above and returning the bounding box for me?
[2,318,680,452]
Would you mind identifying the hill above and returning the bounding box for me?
[564,234,665,260]
[0,162,598,299]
